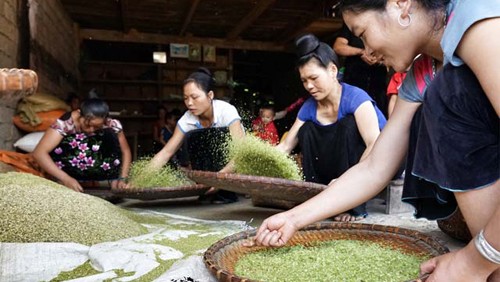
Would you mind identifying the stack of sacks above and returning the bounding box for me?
[12,93,70,152]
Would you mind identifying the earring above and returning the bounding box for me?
[398,12,412,27]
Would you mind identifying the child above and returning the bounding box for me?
[252,104,279,145]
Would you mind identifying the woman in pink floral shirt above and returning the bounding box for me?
[33,98,131,192]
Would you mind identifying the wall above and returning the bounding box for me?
[0,0,22,150]
[0,0,19,67]
[28,0,79,95]
[0,0,79,150]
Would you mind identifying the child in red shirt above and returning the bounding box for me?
[252,104,279,145]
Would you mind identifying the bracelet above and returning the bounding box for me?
[118,176,128,182]
[474,230,500,264]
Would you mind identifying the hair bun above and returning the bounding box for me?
[196,67,212,77]
[295,34,320,57]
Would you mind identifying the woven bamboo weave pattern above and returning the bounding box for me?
[111,184,210,200]
[204,222,449,282]
[185,170,326,202]
[0,68,38,92]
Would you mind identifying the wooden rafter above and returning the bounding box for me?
[179,0,201,36]
[226,0,277,40]
[80,28,288,52]
[119,0,129,32]
[277,7,323,44]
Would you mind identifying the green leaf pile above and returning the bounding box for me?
[229,135,302,180]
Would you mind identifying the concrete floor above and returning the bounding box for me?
[118,195,466,252]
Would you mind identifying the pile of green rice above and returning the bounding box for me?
[229,135,303,180]
[235,239,429,282]
[127,158,194,188]
[0,172,146,245]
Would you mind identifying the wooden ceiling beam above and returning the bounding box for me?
[80,28,288,52]
[179,0,201,36]
[226,0,277,40]
[120,0,130,33]
[277,6,325,44]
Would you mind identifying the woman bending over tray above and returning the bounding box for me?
[275,33,387,221]
[33,98,132,192]
[149,67,245,203]
[253,0,499,281]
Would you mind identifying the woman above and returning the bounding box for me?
[33,98,131,192]
[152,106,167,153]
[149,67,245,203]
[253,1,499,281]
[276,34,386,221]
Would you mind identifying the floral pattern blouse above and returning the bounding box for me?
[50,112,123,181]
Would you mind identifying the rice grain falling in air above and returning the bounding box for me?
[128,158,194,188]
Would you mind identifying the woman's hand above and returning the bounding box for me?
[252,212,298,247]
[111,179,127,189]
[420,242,496,282]
[61,176,83,192]
[204,187,219,195]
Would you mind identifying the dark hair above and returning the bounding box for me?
[80,98,109,119]
[295,34,340,69]
[183,67,214,94]
[260,103,275,113]
[338,0,450,29]
[65,92,80,104]
[165,111,174,121]
[170,108,182,119]
[156,105,167,116]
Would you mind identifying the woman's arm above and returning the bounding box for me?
[353,101,382,161]
[333,37,364,57]
[420,202,500,281]
[387,94,398,118]
[228,120,245,139]
[275,118,304,154]
[219,120,245,173]
[254,99,420,246]
[149,126,185,169]
[456,17,500,116]
[32,128,83,192]
[112,131,131,189]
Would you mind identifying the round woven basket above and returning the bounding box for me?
[204,222,449,282]
[111,184,210,200]
[0,68,38,93]
[251,194,298,210]
[185,170,326,203]
[437,208,472,243]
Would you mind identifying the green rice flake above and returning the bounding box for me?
[0,172,147,245]
[50,261,100,282]
[235,239,429,282]
[230,135,303,180]
[128,158,194,188]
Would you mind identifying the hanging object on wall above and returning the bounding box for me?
[203,45,216,63]
[153,51,167,64]
[188,44,202,62]
[170,44,189,58]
